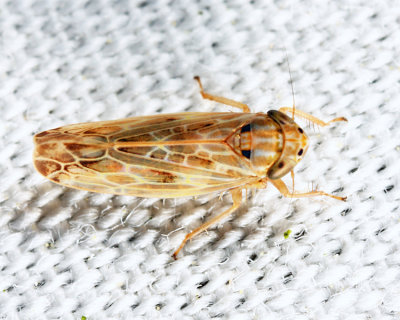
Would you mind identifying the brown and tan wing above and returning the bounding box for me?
[33,112,261,198]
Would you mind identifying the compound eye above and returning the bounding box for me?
[267,158,296,179]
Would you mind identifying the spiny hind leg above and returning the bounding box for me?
[194,76,250,113]
[279,107,347,127]
[172,188,243,259]
[270,178,347,201]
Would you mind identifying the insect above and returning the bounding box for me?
[33,76,347,259]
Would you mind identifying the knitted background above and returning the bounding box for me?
[0,0,399,319]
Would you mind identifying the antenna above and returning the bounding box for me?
[284,48,296,120]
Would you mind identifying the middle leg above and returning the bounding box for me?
[194,76,250,113]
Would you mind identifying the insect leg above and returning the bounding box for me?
[269,178,347,201]
[291,169,295,192]
[278,107,347,127]
[194,76,250,113]
[172,188,243,259]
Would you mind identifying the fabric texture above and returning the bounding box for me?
[0,0,398,319]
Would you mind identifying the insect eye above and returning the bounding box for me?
[298,148,303,156]
[298,127,304,134]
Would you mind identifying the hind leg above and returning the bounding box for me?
[172,188,243,259]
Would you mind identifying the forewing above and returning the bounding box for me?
[33,112,259,197]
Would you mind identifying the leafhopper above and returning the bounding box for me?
[33,76,347,258]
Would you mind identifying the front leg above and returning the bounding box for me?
[269,178,346,201]
[279,107,347,127]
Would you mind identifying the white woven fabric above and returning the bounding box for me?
[0,0,399,319]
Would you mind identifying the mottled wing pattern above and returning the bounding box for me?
[33,112,261,197]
